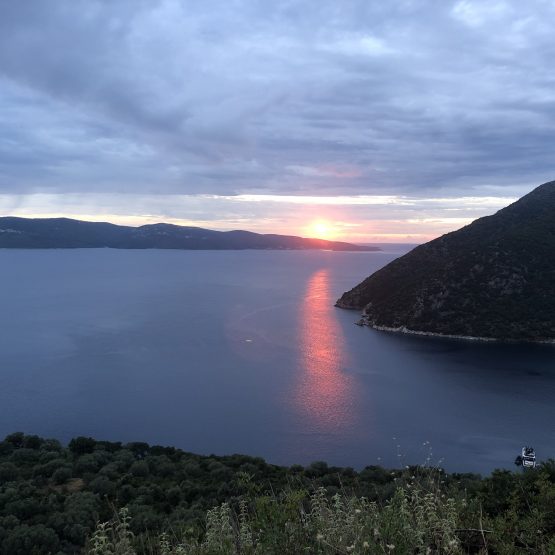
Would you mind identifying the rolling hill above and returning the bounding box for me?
[336,181,555,341]
[0,217,378,252]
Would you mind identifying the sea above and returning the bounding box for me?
[1,247,554,474]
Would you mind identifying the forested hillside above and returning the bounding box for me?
[337,181,555,341]
[1,433,555,553]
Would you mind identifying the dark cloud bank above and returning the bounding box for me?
[0,0,554,199]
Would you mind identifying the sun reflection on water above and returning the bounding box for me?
[294,268,356,432]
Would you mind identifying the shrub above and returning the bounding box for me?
[52,466,73,485]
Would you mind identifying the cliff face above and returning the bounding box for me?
[336,181,555,341]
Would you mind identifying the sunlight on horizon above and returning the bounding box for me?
[0,190,520,244]
[306,221,335,240]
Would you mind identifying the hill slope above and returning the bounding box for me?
[0,217,378,252]
[336,181,555,341]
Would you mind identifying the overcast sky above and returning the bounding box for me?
[1,0,553,241]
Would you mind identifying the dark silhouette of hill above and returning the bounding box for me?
[0,217,378,251]
[336,181,555,341]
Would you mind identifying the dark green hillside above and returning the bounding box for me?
[2,433,555,553]
[0,432,407,554]
[0,217,378,252]
[336,180,555,341]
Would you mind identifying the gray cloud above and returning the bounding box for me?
[0,0,554,198]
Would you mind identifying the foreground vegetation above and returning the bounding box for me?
[1,434,555,553]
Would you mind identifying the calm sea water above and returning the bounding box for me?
[1,248,554,474]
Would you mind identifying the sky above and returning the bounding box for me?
[0,0,554,243]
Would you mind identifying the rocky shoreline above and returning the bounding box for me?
[353,315,555,344]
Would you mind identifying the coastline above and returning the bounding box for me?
[355,318,555,345]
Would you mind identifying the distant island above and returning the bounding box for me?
[0,217,379,252]
[336,180,555,342]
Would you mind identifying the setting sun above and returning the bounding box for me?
[308,221,334,239]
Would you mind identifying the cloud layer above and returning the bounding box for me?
[0,1,554,238]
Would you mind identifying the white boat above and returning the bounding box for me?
[515,446,536,469]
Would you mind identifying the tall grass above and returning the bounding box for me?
[85,461,555,554]
[85,471,482,554]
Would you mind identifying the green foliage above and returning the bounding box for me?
[52,466,73,485]
[88,508,134,555]
[2,523,60,555]
[0,463,18,484]
[2,432,555,554]
[69,437,97,456]
[85,467,555,554]
[85,482,464,554]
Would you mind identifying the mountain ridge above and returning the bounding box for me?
[336,181,555,341]
[0,216,379,252]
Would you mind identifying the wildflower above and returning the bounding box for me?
[316,533,324,542]
[386,544,395,551]
[363,541,370,549]
[346,546,355,552]
[355,509,361,514]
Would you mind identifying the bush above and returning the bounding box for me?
[0,462,18,483]
[130,461,149,478]
[90,476,116,497]
[69,437,96,456]
[52,466,73,485]
[2,524,60,555]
